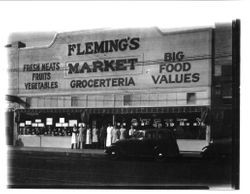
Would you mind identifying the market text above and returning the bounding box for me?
[70,77,135,88]
[67,58,138,74]
[68,37,140,56]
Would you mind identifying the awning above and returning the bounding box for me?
[6,95,30,108]
[17,106,209,114]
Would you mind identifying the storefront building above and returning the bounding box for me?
[7,23,233,151]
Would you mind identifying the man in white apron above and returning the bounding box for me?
[86,125,92,148]
[106,124,113,147]
[78,123,86,149]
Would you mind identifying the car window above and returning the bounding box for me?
[133,130,145,139]
[145,132,152,139]
[158,132,164,139]
[158,131,171,139]
[145,131,156,139]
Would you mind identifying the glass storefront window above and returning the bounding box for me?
[123,95,132,106]
[187,93,196,104]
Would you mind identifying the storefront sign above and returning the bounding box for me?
[35,119,41,123]
[46,118,53,125]
[18,28,211,94]
[25,120,31,125]
[67,58,138,74]
[38,123,44,127]
[23,62,60,90]
[63,123,69,127]
[32,123,38,127]
[19,123,25,127]
[67,37,140,56]
[59,118,65,123]
[70,77,135,88]
[152,51,200,85]
[55,123,62,127]
[69,120,78,127]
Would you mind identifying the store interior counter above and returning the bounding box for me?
[17,135,72,148]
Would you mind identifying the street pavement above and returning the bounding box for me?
[8,146,202,158]
[7,146,233,189]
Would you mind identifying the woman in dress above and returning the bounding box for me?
[92,127,99,149]
[71,124,78,149]
[129,125,136,138]
[112,124,120,143]
[106,124,113,147]
[85,125,92,148]
[119,124,127,140]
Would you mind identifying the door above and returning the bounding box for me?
[137,131,157,156]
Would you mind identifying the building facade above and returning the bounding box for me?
[7,23,233,151]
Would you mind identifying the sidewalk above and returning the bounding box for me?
[8,146,202,158]
[8,146,106,158]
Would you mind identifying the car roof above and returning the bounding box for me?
[143,128,173,134]
[144,128,173,133]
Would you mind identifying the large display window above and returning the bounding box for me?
[17,109,207,141]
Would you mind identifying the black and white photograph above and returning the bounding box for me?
[0,1,247,191]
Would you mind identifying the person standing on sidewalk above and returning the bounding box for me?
[92,126,99,149]
[78,124,86,149]
[112,123,120,143]
[106,124,112,147]
[129,125,136,138]
[86,125,92,148]
[120,124,127,140]
[71,124,78,149]
[99,125,107,149]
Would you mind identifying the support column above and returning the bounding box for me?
[112,114,115,126]
[206,125,211,145]
[13,110,18,146]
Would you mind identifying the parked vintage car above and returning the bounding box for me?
[201,138,232,159]
[105,129,180,161]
